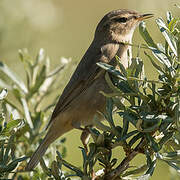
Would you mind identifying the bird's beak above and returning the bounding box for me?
[137,14,154,21]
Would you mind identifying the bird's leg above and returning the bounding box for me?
[80,126,91,154]
[72,122,91,154]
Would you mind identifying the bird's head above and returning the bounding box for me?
[95,9,153,43]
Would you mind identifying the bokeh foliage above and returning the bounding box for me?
[0,49,68,179]
[0,9,179,180]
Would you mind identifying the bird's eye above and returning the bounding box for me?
[113,17,128,23]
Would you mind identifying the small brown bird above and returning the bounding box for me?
[26,9,153,170]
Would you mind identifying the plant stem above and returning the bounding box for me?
[104,138,145,179]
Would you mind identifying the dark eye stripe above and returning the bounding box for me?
[112,16,134,23]
[115,17,127,23]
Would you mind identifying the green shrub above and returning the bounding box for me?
[0,49,68,179]
[0,9,179,180]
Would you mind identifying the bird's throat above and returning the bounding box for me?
[111,30,134,69]
[116,42,132,69]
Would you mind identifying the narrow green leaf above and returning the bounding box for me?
[0,62,28,94]
[146,134,160,152]
[134,58,144,78]
[18,49,32,64]
[6,162,18,172]
[149,47,172,68]
[128,132,144,147]
[97,62,127,81]
[21,98,33,129]
[0,142,5,164]
[121,116,129,137]
[45,57,50,73]
[144,151,157,177]
[0,89,8,100]
[118,130,139,142]
[56,151,84,177]
[161,151,180,158]
[128,58,140,77]
[168,18,179,32]
[18,49,24,62]
[165,161,180,173]
[139,21,157,48]
[4,134,15,164]
[6,156,28,172]
[166,11,173,24]
[115,55,127,77]
[121,110,139,128]
[175,96,180,130]
[1,119,22,136]
[25,71,31,91]
[106,98,115,128]
[47,65,65,78]
[28,65,46,99]
[177,32,180,60]
[117,81,134,94]
[32,111,44,133]
[88,143,97,161]
[35,48,45,64]
[159,122,171,132]
[159,132,173,148]
[79,147,87,171]
[145,156,157,176]
[145,149,152,167]
[122,164,147,177]
[39,158,51,176]
[156,18,177,56]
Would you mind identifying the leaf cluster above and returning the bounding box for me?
[0,49,69,179]
[0,9,179,180]
[51,10,180,180]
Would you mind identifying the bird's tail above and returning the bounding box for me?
[26,114,73,171]
[26,134,51,171]
[26,123,69,170]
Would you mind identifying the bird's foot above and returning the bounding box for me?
[80,126,91,154]
[72,122,92,154]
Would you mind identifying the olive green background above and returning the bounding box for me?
[0,0,180,179]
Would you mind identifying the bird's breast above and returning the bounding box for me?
[100,42,131,69]
[116,43,132,69]
[100,43,119,63]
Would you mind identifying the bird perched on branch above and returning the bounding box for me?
[26,9,153,170]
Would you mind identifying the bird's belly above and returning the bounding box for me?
[65,75,111,127]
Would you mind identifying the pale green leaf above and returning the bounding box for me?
[156,18,177,56]
[0,89,8,100]
[0,62,28,94]
[139,21,157,48]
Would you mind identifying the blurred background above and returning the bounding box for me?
[0,0,179,179]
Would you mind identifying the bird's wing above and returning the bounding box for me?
[48,46,106,127]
